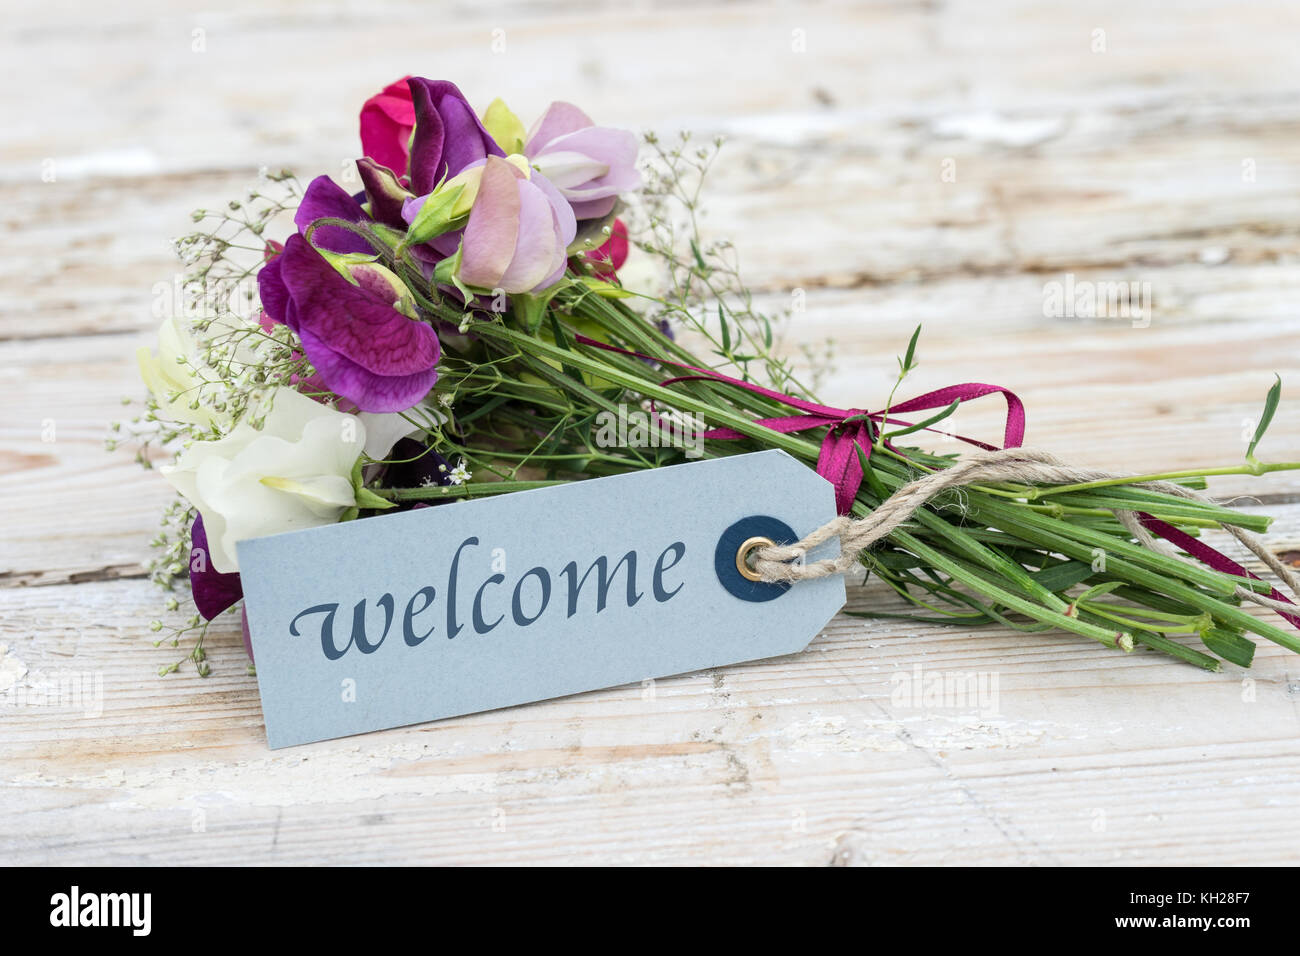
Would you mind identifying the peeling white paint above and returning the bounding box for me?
[748,713,1050,754]
[0,643,28,694]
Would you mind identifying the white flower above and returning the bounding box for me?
[448,460,473,485]
[356,401,447,461]
[357,410,419,461]
[137,317,225,429]
[161,387,367,573]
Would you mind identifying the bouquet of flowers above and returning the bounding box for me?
[119,77,1300,678]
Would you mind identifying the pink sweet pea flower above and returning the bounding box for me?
[360,77,416,178]
[525,103,641,220]
[444,155,577,294]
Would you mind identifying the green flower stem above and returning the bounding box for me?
[888,529,1132,650]
[1089,603,1209,626]
[868,457,1242,598]
[972,499,1300,653]
[376,479,567,502]
[881,496,1071,614]
[1076,601,1195,635]
[972,496,1244,597]
[1081,614,1221,670]
[1045,493,1271,533]
[1028,461,1300,498]
[1124,632,1219,671]
[1020,502,1227,529]
[461,302,1295,669]
[882,445,1267,530]
[478,322,824,462]
[1109,586,1218,620]
[570,290,822,424]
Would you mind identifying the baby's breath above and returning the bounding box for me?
[112,171,306,675]
[630,132,834,398]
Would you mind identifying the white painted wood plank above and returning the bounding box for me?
[3,0,1300,866]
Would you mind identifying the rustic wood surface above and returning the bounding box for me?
[3,0,1299,865]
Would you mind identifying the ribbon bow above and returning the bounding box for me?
[676,378,1026,514]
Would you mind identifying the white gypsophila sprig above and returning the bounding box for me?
[110,171,311,676]
[631,130,835,398]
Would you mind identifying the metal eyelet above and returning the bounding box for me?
[735,536,775,582]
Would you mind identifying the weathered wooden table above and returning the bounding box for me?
[3,1,1298,865]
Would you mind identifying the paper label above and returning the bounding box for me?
[239,449,845,748]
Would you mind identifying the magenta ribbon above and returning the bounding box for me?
[1135,514,1300,629]
[576,334,1025,514]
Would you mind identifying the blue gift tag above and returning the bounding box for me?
[238,449,845,748]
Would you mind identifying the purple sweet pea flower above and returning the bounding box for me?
[407,78,505,196]
[356,157,412,230]
[435,155,576,294]
[257,234,440,413]
[190,514,243,620]
[525,103,641,221]
[383,437,455,501]
[294,175,376,254]
[257,175,381,321]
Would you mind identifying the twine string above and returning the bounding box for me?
[751,447,1300,619]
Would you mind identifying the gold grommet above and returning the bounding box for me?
[736,536,775,582]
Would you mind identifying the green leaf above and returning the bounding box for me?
[883,398,961,440]
[869,550,926,571]
[578,276,635,298]
[314,248,381,285]
[902,324,921,372]
[1201,627,1256,667]
[1246,374,1282,461]
[855,441,888,499]
[690,238,708,272]
[349,456,393,513]
[718,305,731,353]
[401,184,467,248]
[346,456,368,496]
[353,486,396,511]
[432,245,475,305]
[1028,561,1096,593]
[513,290,560,333]
[546,311,583,382]
[1072,580,1126,604]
